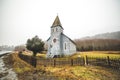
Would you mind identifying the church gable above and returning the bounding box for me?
[61,33,76,45]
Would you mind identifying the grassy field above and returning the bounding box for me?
[37,66,120,80]
[11,51,120,80]
[72,51,120,59]
[26,51,120,59]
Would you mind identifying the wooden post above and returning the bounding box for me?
[107,56,111,66]
[82,57,85,65]
[54,59,56,67]
[85,55,88,65]
[71,59,73,66]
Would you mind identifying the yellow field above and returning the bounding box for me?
[22,51,120,59]
[72,51,120,59]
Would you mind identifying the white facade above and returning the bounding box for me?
[47,16,76,58]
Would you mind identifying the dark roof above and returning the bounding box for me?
[61,33,76,45]
[47,37,50,41]
[51,16,63,29]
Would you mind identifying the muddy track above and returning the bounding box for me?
[0,53,18,80]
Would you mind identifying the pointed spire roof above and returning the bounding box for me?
[51,16,63,29]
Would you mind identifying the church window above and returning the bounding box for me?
[53,38,56,43]
[52,29,54,32]
[56,28,58,32]
[50,44,52,48]
[65,43,66,50]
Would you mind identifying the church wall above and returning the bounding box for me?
[69,42,76,54]
[47,26,63,58]
[47,36,61,55]
[62,35,76,55]
[47,29,76,58]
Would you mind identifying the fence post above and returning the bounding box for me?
[85,55,88,66]
[107,56,111,67]
[54,59,56,67]
[82,57,85,65]
[71,59,73,66]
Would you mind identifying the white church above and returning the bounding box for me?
[46,16,76,58]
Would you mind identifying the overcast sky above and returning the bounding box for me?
[0,0,120,46]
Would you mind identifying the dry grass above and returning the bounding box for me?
[22,51,46,58]
[36,53,46,58]
[72,51,120,59]
[11,52,34,74]
[22,51,33,56]
[36,65,120,80]
[12,51,120,80]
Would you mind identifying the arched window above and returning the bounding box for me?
[65,43,66,50]
[52,29,54,32]
[50,44,52,48]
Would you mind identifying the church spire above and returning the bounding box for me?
[51,16,63,29]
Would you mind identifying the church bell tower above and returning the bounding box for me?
[47,16,64,58]
[51,16,63,35]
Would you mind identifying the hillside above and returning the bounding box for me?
[81,31,120,40]
[74,31,120,51]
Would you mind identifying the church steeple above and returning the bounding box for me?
[51,16,63,29]
[47,15,76,58]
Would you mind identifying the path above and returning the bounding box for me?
[0,53,18,80]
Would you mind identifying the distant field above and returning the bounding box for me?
[22,51,120,59]
[71,51,120,59]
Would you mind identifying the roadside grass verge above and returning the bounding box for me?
[11,52,34,74]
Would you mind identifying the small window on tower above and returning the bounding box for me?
[53,29,54,32]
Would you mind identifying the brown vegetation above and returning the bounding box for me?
[74,39,120,51]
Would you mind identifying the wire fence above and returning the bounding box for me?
[18,53,120,71]
[37,58,84,67]
[86,56,120,70]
